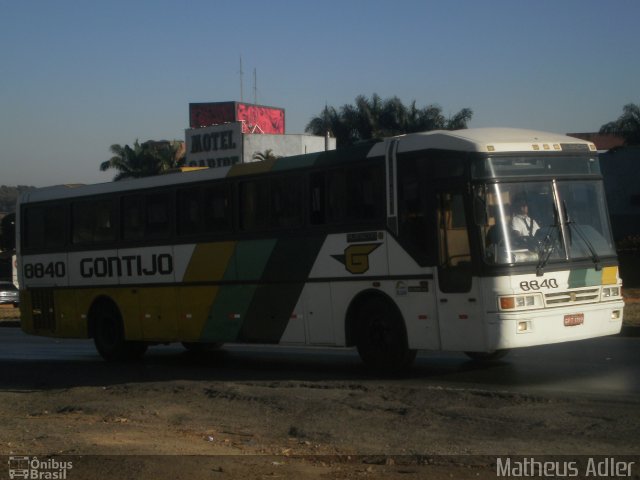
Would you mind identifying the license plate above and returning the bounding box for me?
[564,313,584,326]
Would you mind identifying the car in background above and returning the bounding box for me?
[0,281,19,307]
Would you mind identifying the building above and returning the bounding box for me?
[598,145,640,244]
[185,101,335,169]
[567,132,639,242]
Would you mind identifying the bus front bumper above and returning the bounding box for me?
[486,300,625,351]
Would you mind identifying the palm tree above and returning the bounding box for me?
[306,94,473,147]
[446,108,474,130]
[100,140,185,181]
[252,149,278,161]
[306,105,351,147]
[145,140,186,173]
[600,103,640,145]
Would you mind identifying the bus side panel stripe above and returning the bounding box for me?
[199,239,277,341]
[182,241,236,282]
[234,239,278,280]
[261,235,327,283]
[239,283,305,343]
[201,285,257,342]
[239,235,327,343]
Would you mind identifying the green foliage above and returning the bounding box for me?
[306,94,473,147]
[100,140,186,181]
[0,186,34,213]
[252,149,279,161]
[600,103,640,146]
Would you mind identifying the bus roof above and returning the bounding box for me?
[378,127,596,156]
[20,128,596,204]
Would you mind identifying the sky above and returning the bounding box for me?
[1,0,639,187]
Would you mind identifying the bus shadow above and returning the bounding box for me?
[0,343,598,393]
[0,348,520,391]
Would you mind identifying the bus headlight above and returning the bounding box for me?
[601,286,621,300]
[498,293,543,311]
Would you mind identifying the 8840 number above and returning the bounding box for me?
[520,278,559,291]
[23,262,66,279]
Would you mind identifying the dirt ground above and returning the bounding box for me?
[1,369,640,479]
[0,295,639,479]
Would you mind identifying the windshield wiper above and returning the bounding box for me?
[536,224,559,276]
[536,200,561,276]
[569,223,601,270]
[563,201,602,271]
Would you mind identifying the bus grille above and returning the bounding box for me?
[544,287,600,306]
[31,289,56,331]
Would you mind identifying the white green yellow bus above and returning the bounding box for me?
[16,128,624,368]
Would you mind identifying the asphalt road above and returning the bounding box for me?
[0,328,638,401]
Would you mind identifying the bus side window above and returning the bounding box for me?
[72,200,115,245]
[239,180,269,231]
[204,184,232,233]
[122,195,144,241]
[24,206,45,250]
[325,163,385,224]
[347,164,384,221]
[270,175,303,229]
[94,200,116,243]
[177,187,202,236]
[309,172,326,225]
[326,169,347,224]
[44,204,67,249]
[145,192,172,239]
[397,158,436,266]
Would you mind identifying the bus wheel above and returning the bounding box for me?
[355,297,416,371]
[92,306,147,362]
[464,349,510,362]
[181,342,223,352]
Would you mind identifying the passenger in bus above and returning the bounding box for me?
[510,197,539,239]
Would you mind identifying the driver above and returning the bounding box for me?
[510,196,539,238]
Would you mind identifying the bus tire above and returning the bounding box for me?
[92,304,147,362]
[355,296,416,371]
[464,349,510,362]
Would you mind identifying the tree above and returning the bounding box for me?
[306,94,473,147]
[599,103,640,146]
[100,140,185,181]
[252,149,279,161]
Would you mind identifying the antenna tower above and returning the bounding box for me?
[239,56,244,102]
[253,68,257,105]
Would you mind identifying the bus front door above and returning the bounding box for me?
[435,192,486,352]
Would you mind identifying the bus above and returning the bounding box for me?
[16,128,624,369]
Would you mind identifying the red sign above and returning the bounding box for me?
[189,102,285,134]
[189,103,235,129]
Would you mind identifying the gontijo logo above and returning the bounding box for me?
[8,456,73,479]
[332,243,382,275]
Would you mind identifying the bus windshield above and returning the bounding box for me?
[475,179,616,266]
